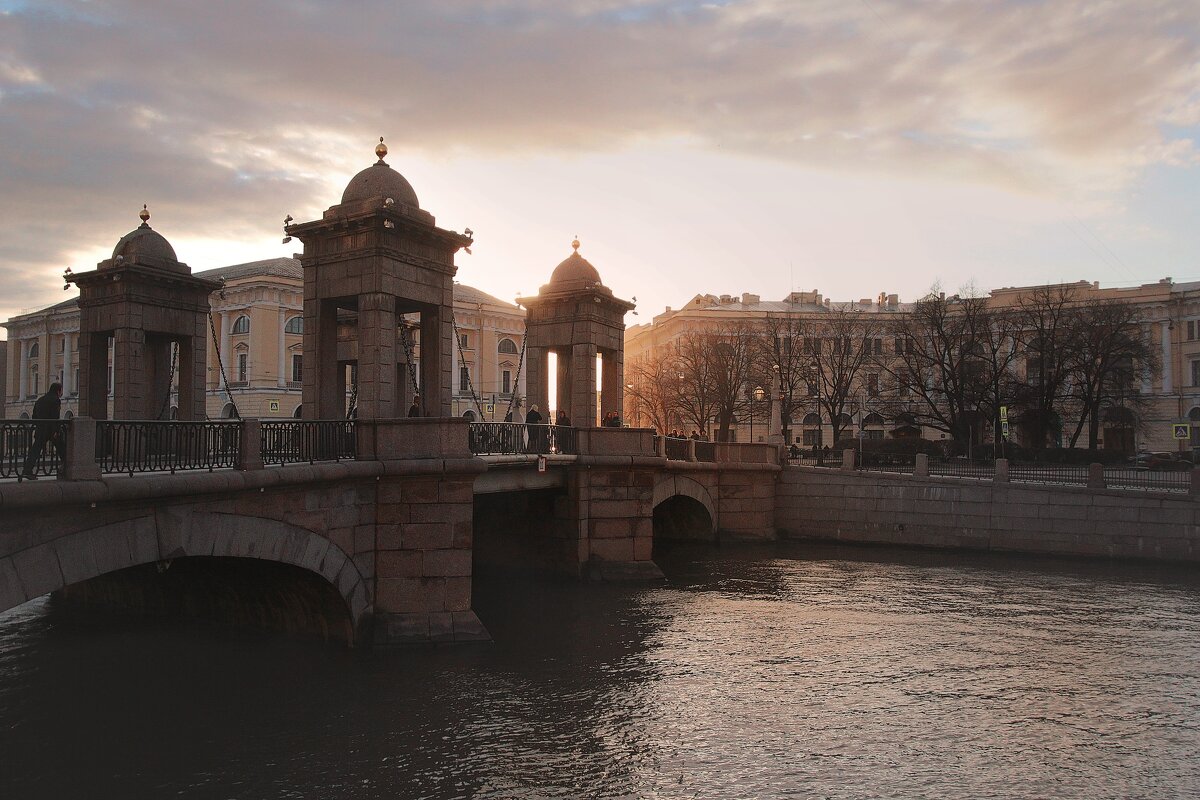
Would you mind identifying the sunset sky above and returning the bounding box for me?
[1,0,1199,327]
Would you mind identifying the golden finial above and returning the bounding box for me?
[375,137,388,163]
[571,236,580,252]
[139,204,150,225]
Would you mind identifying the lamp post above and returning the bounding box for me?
[751,385,765,442]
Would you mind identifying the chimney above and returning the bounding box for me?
[877,292,886,307]
[887,293,898,307]
[939,291,946,301]
[742,292,759,305]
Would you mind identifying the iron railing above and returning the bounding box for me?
[662,437,689,461]
[261,420,356,465]
[468,423,578,456]
[791,452,839,467]
[1008,462,1088,487]
[96,420,241,475]
[857,451,917,474]
[1102,467,1190,493]
[928,457,995,480]
[0,420,68,480]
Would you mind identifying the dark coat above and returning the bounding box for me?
[31,390,61,421]
[525,409,542,425]
[408,402,421,418]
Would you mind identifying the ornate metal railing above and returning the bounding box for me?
[1008,461,1088,487]
[928,457,995,480]
[857,451,917,474]
[468,423,578,456]
[1102,467,1190,493]
[261,420,356,464]
[662,437,689,461]
[1,420,68,480]
[96,420,241,475]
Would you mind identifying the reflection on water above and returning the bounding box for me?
[2,542,1200,798]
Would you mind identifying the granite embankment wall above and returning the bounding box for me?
[776,467,1200,562]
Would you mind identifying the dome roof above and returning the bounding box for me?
[549,239,602,287]
[340,139,419,207]
[109,206,183,271]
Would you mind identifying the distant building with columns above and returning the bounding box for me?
[3,257,526,421]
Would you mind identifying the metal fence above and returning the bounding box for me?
[261,420,356,465]
[791,452,839,468]
[468,423,578,456]
[1101,467,1190,493]
[928,458,996,480]
[857,451,917,474]
[1008,462,1088,487]
[0,420,68,480]
[96,420,241,475]
[662,437,689,461]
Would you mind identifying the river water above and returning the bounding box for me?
[2,542,1200,799]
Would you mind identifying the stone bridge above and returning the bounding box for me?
[0,418,781,646]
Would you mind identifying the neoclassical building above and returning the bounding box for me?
[3,256,526,421]
[625,278,1200,453]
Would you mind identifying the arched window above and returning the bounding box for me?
[284,316,303,335]
[27,342,39,358]
[29,364,38,396]
[863,412,885,426]
[231,315,250,335]
[221,402,238,419]
[802,413,822,425]
[497,338,518,355]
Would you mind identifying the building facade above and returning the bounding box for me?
[625,279,1200,453]
[3,258,526,421]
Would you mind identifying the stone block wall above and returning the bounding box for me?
[777,467,1200,561]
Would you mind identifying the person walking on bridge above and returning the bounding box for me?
[21,382,63,481]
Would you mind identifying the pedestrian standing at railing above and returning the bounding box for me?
[408,394,421,418]
[555,409,571,427]
[21,382,63,481]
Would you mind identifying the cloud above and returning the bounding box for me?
[0,0,1197,321]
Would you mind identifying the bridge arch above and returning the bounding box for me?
[652,475,717,541]
[0,512,370,638]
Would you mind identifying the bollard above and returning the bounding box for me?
[914,452,929,478]
[1087,462,1105,489]
[655,436,667,458]
[994,458,1009,483]
[238,418,264,471]
[842,448,856,471]
[687,438,697,462]
[60,416,101,481]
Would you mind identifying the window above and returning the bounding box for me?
[291,354,303,383]
[803,429,822,446]
[864,338,882,355]
[866,373,879,396]
[497,338,518,355]
[28,342,38,358]
[232,315,250,335]
[502,369,511,394]
[284,316,303,335]
[73,368,78,393]
[1188,321,1196,341]
[1192,360,1200,388]
[58,337,65,352]
[237,352,248,383]
[29,365,38,396]
[459,333,470,349]
[460,365,470,391]
[806,380,818,397]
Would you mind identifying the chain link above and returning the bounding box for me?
[451,316,487,419]
[208,312,239,419]
[155,341,178,420]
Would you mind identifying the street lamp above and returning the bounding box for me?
[752,385,765,442]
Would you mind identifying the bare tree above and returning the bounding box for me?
[1012,285,1082,447]
[624,352,679,434]
[759,313,810,444]
[699,322,761,442]
[805,307,884,443]
[881,290,1020,452]
[673,329,721,437]
[1064,298,1158,449]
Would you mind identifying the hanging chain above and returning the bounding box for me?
[346,379,358,419]
[155,341,178,420]
[208,311,239,419]
[398,319,421,402]
[451,315,487,419]
[504,321,529,421]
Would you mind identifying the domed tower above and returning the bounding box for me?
[285,139,472,419]
[67,206,221,420]
[517,239,635,427]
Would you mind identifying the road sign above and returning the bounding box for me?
[1000,421,1010,438]
[485,403,495,414]
[269,400,280,412]
[537,455,547,473]
[1173,423,1191,440]
[999,406,1008,422]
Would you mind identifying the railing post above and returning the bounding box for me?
[1087,462,1105,489]
[687,438,697,462]
[914,453,929,477]
[60,417,101,481]
[994,458,1009,483]
[238,419,264,471]
[1191,467,1200,495]
[655,436,666,458]
[841,448,856,471]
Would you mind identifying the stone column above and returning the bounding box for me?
[994,458,1009,483]
[112,327,147,419]
[356,293,399,419]
[237,418,264,471]
[1162,321,1173,393]
[306,298,340,420]
[79,332,109,419]
[60,416,101,481]
[178,324,208,420]
[62,334,72,396]
[914,453,929,477]
[523,346,546,421]
[570,342,597,427]
[841,448,856,471]
[17,338,27,399]
[1087,462,1106,489]
[277,307,287,389]
[419,306,452,417]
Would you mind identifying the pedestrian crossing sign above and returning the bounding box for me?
[1173,423,1190,440]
